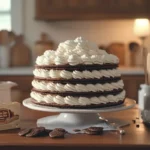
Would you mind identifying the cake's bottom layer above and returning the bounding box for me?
[30,90,125,106]
[32,98,125,109]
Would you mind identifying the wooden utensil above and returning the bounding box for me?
[107,43,126,66]
[10,35,31,67]
[128,42,143,67]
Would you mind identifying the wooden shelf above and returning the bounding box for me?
[35,0,150,20]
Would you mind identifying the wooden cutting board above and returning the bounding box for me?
[0,30,9,45]
[107,43,126,66]
[34,32,54,57]
[10,35,31,67]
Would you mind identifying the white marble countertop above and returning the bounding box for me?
[0,66,144,76]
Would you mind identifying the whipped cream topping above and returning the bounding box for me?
[36,37,119,66]
[31,90,125,105]
[33,69,121,79]
[32,80,124,92]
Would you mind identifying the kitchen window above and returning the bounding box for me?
[0,0,23,34]
[0,0,11,30]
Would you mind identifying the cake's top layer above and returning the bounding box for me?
[36,37,119,66]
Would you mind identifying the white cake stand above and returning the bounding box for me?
[23,98,136,133]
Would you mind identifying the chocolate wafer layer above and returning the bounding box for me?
[34,77,121,84]
[35,64,118,71]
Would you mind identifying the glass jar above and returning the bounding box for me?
[139,84,150,125]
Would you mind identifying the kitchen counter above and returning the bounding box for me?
[0,66,144,76]
[0,102,150,150]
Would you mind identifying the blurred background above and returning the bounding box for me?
[0,0,149,103]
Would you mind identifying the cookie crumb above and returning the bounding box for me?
[82,127,103,135]
[73,129,81,132]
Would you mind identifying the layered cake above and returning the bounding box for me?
[31,37,125,108]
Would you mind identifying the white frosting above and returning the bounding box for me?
[32,80,124,92]
[33,69,121,79]
[35,37,119,66]
[60,70,72,79]
[53,96,65,105]
[31,90,126,106]
[54,56,68,65]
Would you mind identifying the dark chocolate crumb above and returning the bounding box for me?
[132,120,136,123]
[73,129,81,132]
[45,129,53,134]
[53,128,67,133]
[83,128,100,135]
[88,127,103,132]
[136,124,140,128]
[82,127,103,135]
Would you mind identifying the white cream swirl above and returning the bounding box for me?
[68,54,82,66]
[91,55,103,64]
[31,90,125,105]
[60,70,72,79]
[49,70,60,78]
[32,80,124,92]
[47,82,56,91]
[82,71,93,79]
[33,69,121,79]
[72,71,84,79]
[53,95,65,105]
[81,55,92,64]
[35,37,119,66]
[54,56,67,65]
[43,95,54,103]
[64,96,79,105]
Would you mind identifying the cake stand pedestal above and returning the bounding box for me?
[23,98,136,133]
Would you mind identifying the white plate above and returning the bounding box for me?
[23,98,136,113]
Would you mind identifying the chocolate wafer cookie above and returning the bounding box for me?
[88,127,103,134]
[53,128,67,133]
[35,64,118,71]
[83,127,103,135]
[49,130,65,138]
[18,128,32,136]
[32,99,124,109]
[26,127,46,137]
